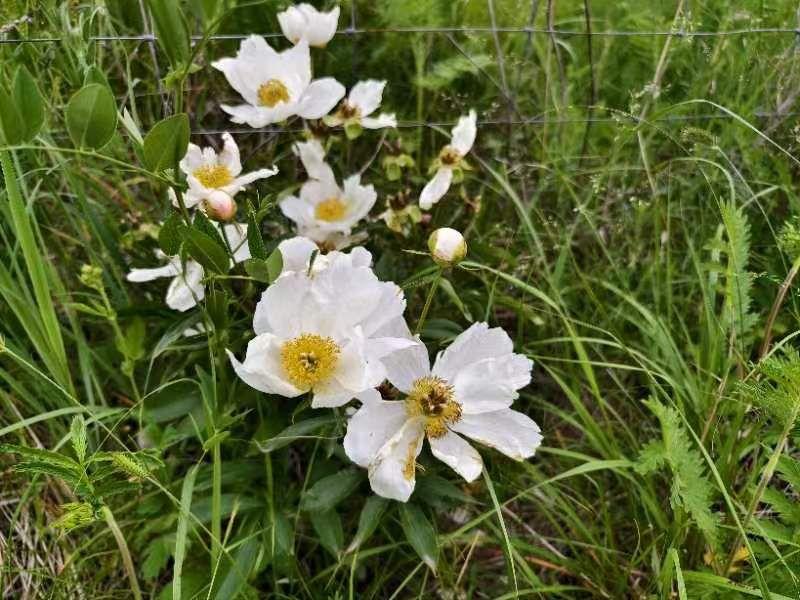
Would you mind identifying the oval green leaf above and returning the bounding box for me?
[66,84,117,149]
[143,113,189,172]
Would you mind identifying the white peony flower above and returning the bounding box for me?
[126,223,250,312]
[212,36,345,127]
[326,80,397,130]
[279,139,376,247]
[419,110,477,210]
[227,255,415,408]
[179,133,277,211]
[344,322,541,502]
[278,3,340,48]
[428,227,467,266]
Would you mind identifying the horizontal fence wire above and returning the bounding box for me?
[1,26,800,44]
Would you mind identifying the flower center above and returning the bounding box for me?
[193,165,234,189]
[337,101,361,120]
[439,146,462,166]
[280,333,340,390]
[314,197,348,222]
[258,79,290,107]
[406,376,462,438]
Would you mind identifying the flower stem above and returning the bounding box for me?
[415,268,443,335]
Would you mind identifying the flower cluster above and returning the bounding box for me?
[126,4,541,501]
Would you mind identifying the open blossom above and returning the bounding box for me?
[127,223,250,312]
[179,133,277,211]
[326,80,397,131]
[212,36,345,127]
[278,3,339,48]
[279,139,376,248]
[344,322,541,502]
[227,255,414,408]
[419,110,477,210]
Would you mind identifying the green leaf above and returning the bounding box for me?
[184,229,229,274]
[192,210,226,249]
[70,416,87,464]
[212,536,259,600]
[300,469,362,513]
[0,87,23,145]
[310,509,343,557]
[159,211,186,256]
[266,248,283,282]
[243,258,272,283]
[143,113,190,172]
[255,415,336,454]
[12,66,45,141]
[347,496,389,552]
[173,464,198,600]
[147,0,190,68]
[247,206,267,260]
[83,65,111,89]
[399,503,438,572]
[65,84,117,149]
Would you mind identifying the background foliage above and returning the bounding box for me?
[3,0,800,598]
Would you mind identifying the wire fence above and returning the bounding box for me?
[2,10,800,138]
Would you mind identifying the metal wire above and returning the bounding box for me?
[1,26,799,44]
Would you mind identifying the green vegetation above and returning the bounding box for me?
[3,0,800,597]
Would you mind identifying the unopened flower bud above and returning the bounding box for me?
[428,227,467,266]
[202,190,237,222]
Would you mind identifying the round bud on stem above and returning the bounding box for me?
[203,190,238,222]
[428,227,467,267]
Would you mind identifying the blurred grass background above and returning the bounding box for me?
[3,0,800,598]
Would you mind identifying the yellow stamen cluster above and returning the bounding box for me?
[438,145,462,166]
[314,197,348,222]
[280,333,340,390]
[193,164,234,189]
[406,376,462,439]
[258,79,290,107]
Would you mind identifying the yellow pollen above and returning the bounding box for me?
[193,164,234,189]
[280,333,340,390]
[403,435,422,481]
[439,145,462,166]
[406,376,462,439]
[314,197,348,222]
[258,79,290,107]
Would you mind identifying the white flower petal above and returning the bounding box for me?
[432,322,514,382]
[212,57,260,106]
[224,166,279,195]
[419,167,453,210]
[220,222,250,263]
[428,430,483,482]
[311,378,356,408]
[253,272,312,337]
[453,354,532,414]
[348,80,386,116]
[227,333,303,397]
[278,236,320,274]
[450,409,542,461]
[374,318,430,393]
[279,5,339,48]
[333,336,369,393]
[126,260,181,282]
[296,77,346,119]
[165,261,205,312]
[179,143,204,175]
[279,194,314,228]
[341,175,377,223]
[361,113,397,129]
[450,109,477,155]
[344,399,408,467]
[219,133,242,175]
[220,104,275,128]
[368,417,425,502]
[295,139,336,183]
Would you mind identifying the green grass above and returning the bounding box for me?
[3,0,800,598]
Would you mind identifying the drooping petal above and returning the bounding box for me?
[428,430,483,482]
[361,113,397,129]
[126,259,181,282]
[450,109,477,155]
[450,409,542,461]
[223,166,279,195]
[432,322,514,382]
[344,399,408,467]
[295,139,336,183]
[419,167,453,210]
[227,333,304,397]
[296,77,346,119]
[218,132,242,175]
[165,260,205,312]
[348,80,386,117]
[368,417,425,502]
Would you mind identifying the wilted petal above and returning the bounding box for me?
[419,167,453,210]
[450,109,477,155]
[368,418,425,502]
